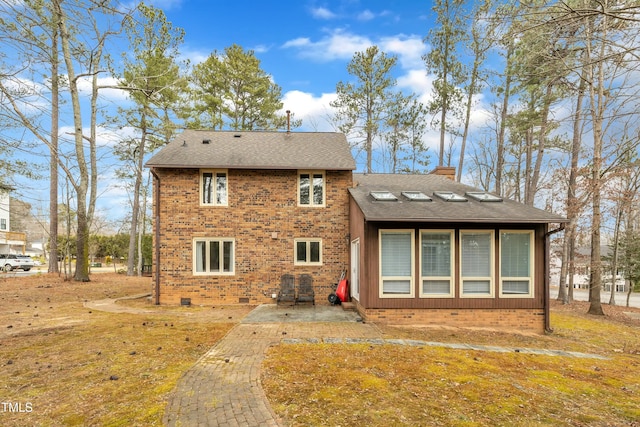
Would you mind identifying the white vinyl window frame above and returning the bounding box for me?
[419,230,454,298]
[294,238,323,265]
[499,230,535,298]
[379,229,415,298]
[298,170,325,207]
[193,237,235,276]
[200,169,228,207]
[459,230,495,298]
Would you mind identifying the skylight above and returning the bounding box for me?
[402,191,431,201]
[433,191,467,202]
[466,192,503,202]
[370,191,397,201]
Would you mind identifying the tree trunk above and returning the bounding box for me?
[136,180,148,277]
[586,4,607,316]
[558,69,586,303]
[48,19,59,274]
[458,59,479,182]
[55,0,90,282]
[608,209,622,305]
[127,126,147,275]
[495,44,513,196]
[526,84,553,206]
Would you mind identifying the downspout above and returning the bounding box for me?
[544,222,566,333]
[150,168,161,305]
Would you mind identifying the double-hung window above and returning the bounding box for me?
[294,239,322,265]
[500,231,534,297]
[194,238,234,275]
[379,230,414,298]
[298,171,325,207]
[201,169,228,206]
[460,230,494,297]
[420,230,454,297]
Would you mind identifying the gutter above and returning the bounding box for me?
[150,168,161,305]
[544,223,566,333]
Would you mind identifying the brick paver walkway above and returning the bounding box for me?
[163,321,383,426]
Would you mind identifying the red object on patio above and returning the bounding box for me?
[336,278,348,302]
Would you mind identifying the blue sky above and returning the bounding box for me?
[12,0,490,227]
[159,0,434,131]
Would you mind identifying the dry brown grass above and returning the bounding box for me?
[0,272,241,426]
[262,301,640,426]
[3,272,640,426]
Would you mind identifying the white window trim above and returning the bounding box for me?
[297,170,326,207]
[379,229,415,299]
[499,230,535,298]
[459,230,495,298]
[193,237,235,276]
[294,238,323,266]
[419,230,454,298]
[200,169,228,207]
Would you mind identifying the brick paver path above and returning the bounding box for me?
[163,321,382,426]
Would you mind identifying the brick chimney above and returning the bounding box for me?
[429,166,456,180]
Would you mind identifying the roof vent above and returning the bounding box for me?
[202,139,211,144]
[233,134,241,138]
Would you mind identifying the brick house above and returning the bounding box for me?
[146,130,355,306]
[147,130,566,333]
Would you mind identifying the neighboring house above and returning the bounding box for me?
[147,131,566,333]
[146,130,355,306]
[0,185,27,254]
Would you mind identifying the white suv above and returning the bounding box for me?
[1,254,35,272]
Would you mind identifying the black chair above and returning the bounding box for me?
[277,274,295,306]
[296,274,315,306]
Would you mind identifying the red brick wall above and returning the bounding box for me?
[354,300,545,333]
[152,168,352,305]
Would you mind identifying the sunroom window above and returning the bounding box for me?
[500,231,534,297]
[379,230,414,298]
[460,231,494,297]
[420,231,453,297]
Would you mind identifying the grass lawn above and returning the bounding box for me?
[0,272,243,426]
[2,272,639,426]
[262,302,640,426]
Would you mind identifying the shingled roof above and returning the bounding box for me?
[146,130,356,170]
[350,173,566,224]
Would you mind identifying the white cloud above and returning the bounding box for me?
[75,75,129,102]
[57,125,137,149]
[282,29,373,62]
[180,46,210,66]
[281,90,338,132]
[310,7,337,20]
[282,29,425,70]
[397,69,433,102]
[357,9,375,21]
[379,35,426,69]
